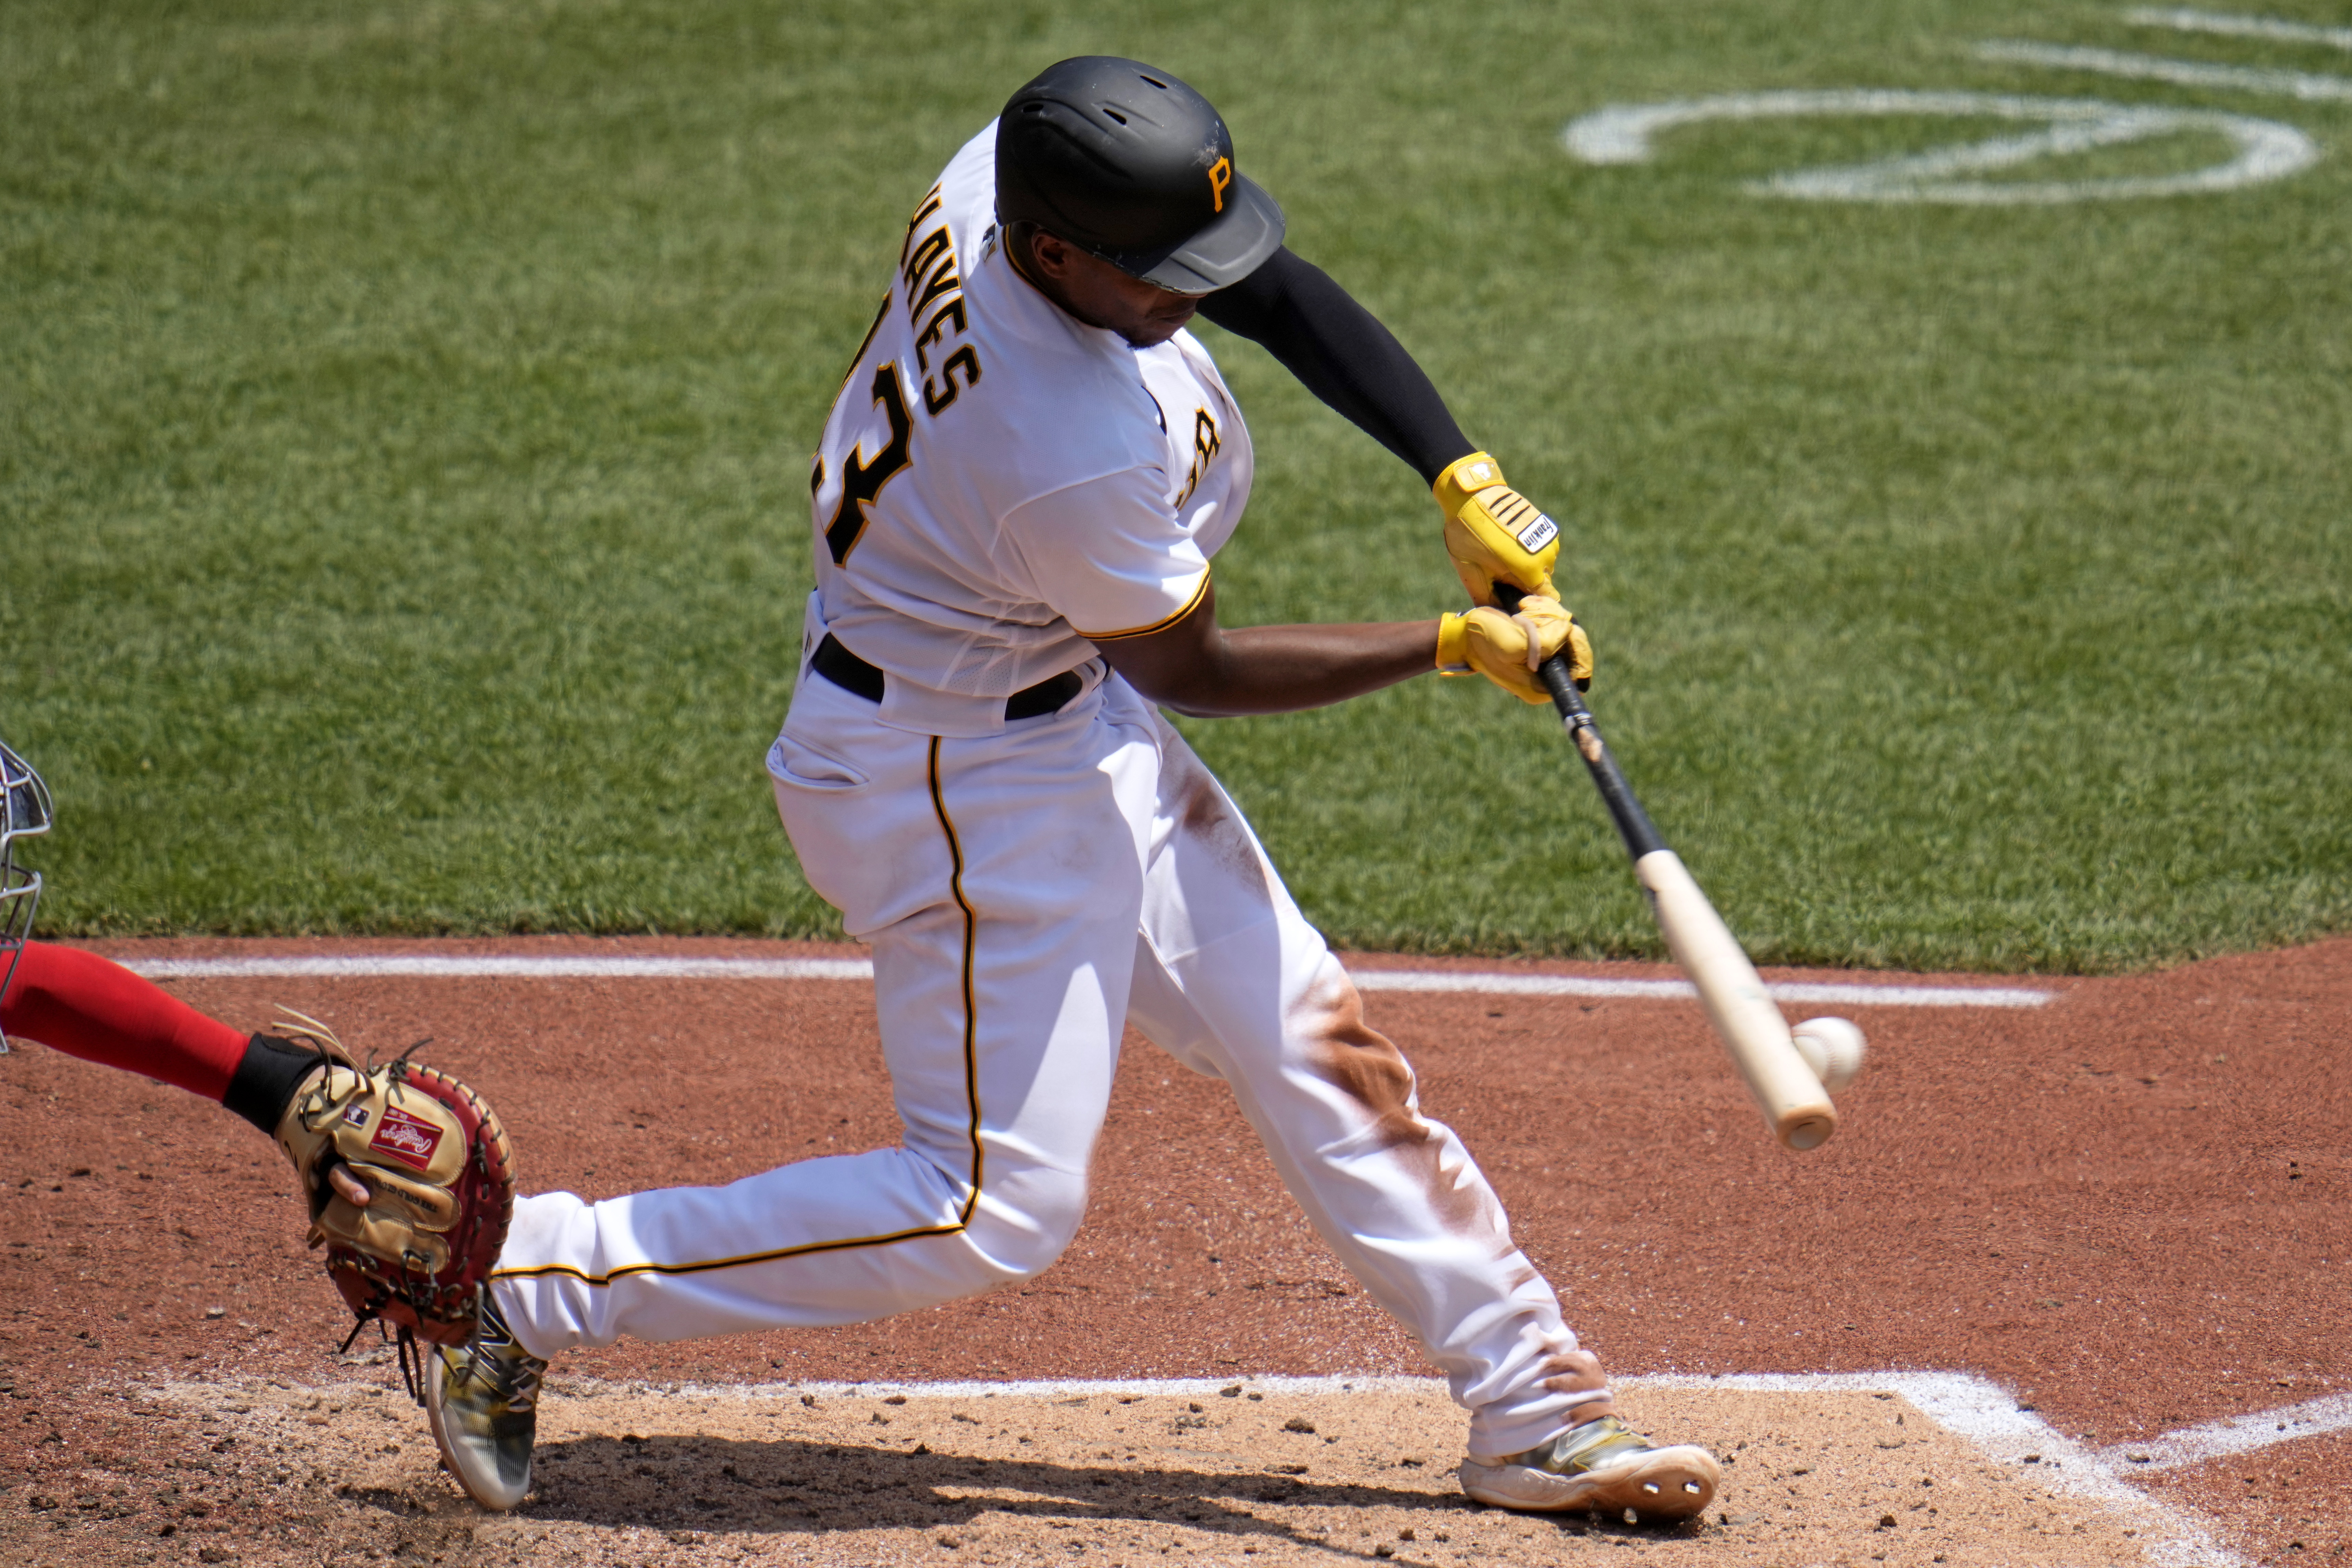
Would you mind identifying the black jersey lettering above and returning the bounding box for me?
[897,186,943,270]
[824,362,914,566]
[921,345,983,416]
[909,256,961,325]
[903,228,952,291]
[1174,408,1221,510]
[915,299,969,374]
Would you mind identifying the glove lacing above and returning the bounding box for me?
[277,1009,488,1406]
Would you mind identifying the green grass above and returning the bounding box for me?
[3,0,2347,971]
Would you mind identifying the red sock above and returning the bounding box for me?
[0,942,251,1103]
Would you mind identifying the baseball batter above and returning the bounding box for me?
[452,58,1721,1522]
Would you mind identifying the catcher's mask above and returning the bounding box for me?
[0,739,53,1025]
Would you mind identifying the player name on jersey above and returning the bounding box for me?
[804,124,1253,718]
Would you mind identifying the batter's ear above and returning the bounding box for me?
[1022,224,1076,280]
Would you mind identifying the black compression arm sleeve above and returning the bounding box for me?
[1196,247,1476,487]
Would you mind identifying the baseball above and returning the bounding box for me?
[1790,1016,1867,1093]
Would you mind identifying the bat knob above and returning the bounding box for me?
[1782,1114,1836,1152]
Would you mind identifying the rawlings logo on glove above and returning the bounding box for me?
[270,1012,517,1364]
[369,1105,446,1168]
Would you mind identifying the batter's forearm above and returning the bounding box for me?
[1110,619,1439,717]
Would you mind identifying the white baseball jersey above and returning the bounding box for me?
[807,123,1251,721]
[490,122,1616,1467]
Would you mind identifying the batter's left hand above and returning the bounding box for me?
[1434,451,1561,608]
[1436,592,1593,704]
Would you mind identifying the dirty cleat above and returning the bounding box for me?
[1460,1414,1721,1520]
[423,1294,547,1511]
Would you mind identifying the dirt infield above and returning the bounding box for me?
[30,1374,2179,1568]
[4,934,2349,1565]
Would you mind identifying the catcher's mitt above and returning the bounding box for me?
[271,1011,517,1363]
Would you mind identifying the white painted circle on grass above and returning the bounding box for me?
[1562,89,2317,203]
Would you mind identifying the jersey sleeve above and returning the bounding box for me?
[1002,467,1211,643]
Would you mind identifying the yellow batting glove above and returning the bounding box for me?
[1435,593,1594,705]
[1434,451,1561,608]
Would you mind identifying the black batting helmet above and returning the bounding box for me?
[995,56,1285,294]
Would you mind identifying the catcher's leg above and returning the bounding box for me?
[1124,711,1715,1516]
[489,673,1160,1354]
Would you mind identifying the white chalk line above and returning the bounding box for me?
[120,954,2053,1009]
[2099,1388,2352,1472]
[346,1369,2243,1564]
[125,955,877,982]
[2125,8,2352,56]
[1977,39,2352,102]
[1354,970,2053,1008]
[1644,1373,2240,1567]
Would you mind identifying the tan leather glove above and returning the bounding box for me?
[1434,451,1560,607]
[271,1011,518,1350]
[1436,592,1593,704]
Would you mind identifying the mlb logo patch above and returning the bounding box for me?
[341,1104,372,1131]
[368,1104,444,1169]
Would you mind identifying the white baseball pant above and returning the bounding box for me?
[490,663,1606,1455]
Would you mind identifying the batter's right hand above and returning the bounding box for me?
[1434,451,1561,608]
[1435,593,1593,704]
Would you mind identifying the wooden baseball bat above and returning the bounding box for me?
[1493,587,1837,1151]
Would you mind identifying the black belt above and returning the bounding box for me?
[811,634,1083,721]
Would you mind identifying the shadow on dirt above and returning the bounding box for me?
[340,1434,1700,1556]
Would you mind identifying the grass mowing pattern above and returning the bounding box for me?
[3,0,2346,970]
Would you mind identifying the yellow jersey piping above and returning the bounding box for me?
[1074,570,1210,643]
[930,734,987,1219]
[488,739,986,1291]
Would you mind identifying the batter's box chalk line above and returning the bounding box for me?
[2101,1388,2352,1473]
[1642,1372,2240,1567]
[121,954,2054,1009]
[446,1370,2266,1564]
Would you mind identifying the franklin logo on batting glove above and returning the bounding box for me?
[1434,451,1563,607]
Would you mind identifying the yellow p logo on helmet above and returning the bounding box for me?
[1207,156,1232,213]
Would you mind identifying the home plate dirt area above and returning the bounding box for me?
[5,936,2350,1567]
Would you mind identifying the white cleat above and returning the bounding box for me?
[1460,1414,1721,1521]
[422,1296,547,1511]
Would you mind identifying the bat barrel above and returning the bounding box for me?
[1506,611,1839,1152]
[1635,847,1838,1150]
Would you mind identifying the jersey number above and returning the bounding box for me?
[824,363,914,566]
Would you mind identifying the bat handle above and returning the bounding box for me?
[1535,655,1588,720]
[1491,583,1664,861]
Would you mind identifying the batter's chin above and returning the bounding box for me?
[1121,307,1198,348]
